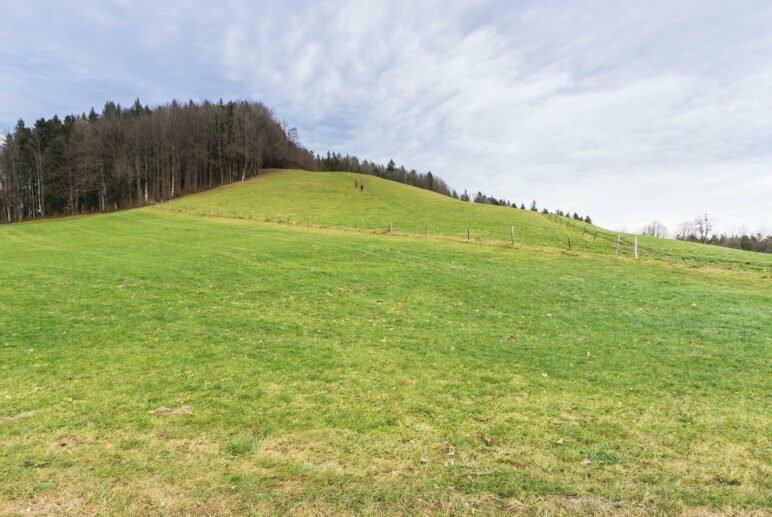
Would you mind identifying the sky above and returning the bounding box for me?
[1,0,771,234]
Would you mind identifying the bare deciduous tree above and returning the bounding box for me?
[693,213,714,243]
[641,221,668,238]
[675,221,694,241]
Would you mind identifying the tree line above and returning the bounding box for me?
[641,214,771,254]
[317,154,453,196]
[468,191,592,223]
[0,99,315,223]
[1,98,593,226]
[318,152,594,221]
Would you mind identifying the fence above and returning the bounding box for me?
[164,202,650,259]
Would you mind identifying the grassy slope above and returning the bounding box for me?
[177,169,772,274]
[1,209,770,515]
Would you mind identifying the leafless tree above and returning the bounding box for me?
[675,221,694,241]
[641,221,668,238]
[693,213,713,243]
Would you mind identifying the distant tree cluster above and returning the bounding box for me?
[0,99,315,222]
[462,193,592,222]
[643,215,770,254]
[672,214,771,253]
[704,232,772,253]
[317,153,452,196]
[641,221,668,238]
[554,209,592,224]
[471,191,513,206]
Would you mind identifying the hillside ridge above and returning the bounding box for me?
[168,169,772,274]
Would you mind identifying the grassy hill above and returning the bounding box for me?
[0,177,770,514]
[175,169,772,274]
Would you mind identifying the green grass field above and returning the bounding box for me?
[1,171,770,515]
[177,170,772,274]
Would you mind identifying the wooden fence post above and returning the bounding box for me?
[467,227,470,240]
[511,225,515,246]
[388,222,392,233]
[634,236,639,259]
[568,237,572,250]
[615,234,621,257]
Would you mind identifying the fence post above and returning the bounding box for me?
[615,234,621,257]
[593,231,597,242]
[634,236,639,259]
[568,237,572,250]
[388,222,392,233]
[511,225,515,246]
[424,224,428,236]
[467,227,470,240]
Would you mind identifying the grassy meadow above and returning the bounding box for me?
[177,170,772,274]
[0,173,770,515]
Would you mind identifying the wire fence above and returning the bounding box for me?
[162,201,654,260]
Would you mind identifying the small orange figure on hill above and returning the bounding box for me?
[354,180,358,188]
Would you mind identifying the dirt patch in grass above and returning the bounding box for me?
[56,435,79,450]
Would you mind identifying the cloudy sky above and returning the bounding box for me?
[1,0,771,234]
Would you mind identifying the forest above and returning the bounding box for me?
[0,99,467,224]
[0,99,319,222]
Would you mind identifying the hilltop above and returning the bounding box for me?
[176,169,772,274]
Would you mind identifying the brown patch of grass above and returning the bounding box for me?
[56,435,78,450]
[257,435,349,475]
[680,509,769,517]
[1,493,86,516]
[525,496,652,516]
[2,410,37,424]
[150,406,192,416]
